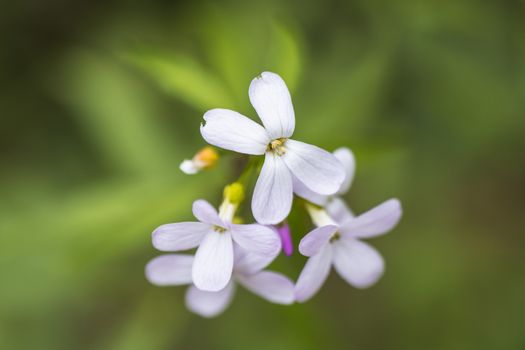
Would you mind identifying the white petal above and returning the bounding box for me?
[192,199,223,227]
[185,282,235,318]
[145,254,193,286]
[333,147,356,195]
[298,225,338,257]
[200,108,270,155]
[152,222,209,251]
[332,238,384,289]
[230,224,281,256]
[248,72,295,139]
[252,153,293,224]
[283,139,345,195]
[233,243,277,275]
[339,199,402,239]
[292,175,328,206]
[294,244,333,302]
[326,197,354,224]
[237,271,294,304]
[192,231,234,292]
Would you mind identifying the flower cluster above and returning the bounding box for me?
[146,72,402,317]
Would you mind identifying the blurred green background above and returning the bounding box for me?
[1,0,524,349]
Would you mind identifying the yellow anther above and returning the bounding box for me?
[268,138,287,156]
[329,232,341,243]
[213,225,227,233]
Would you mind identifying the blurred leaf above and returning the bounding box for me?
[298,47,392,145]
[56,51,174,176]
[198,7,303,109]
[265,22,303,92]
[122,49,234,111]
[100,290,189,350]
[198,7,261,105]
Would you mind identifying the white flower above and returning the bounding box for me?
[294,199,402,302]
[294,147,356,223]
[200,72,345,224]
[145,245,294,318]
[151,199,281,292]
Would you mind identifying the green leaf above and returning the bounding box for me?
[122,49,234,111]
[265,22,303,92]
[56,51,175,176]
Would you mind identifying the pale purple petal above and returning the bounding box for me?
[339,199,402,239]
[326,197,354,224]
[192,199,223,226]
[332,238,384,288]
[152,222,209,251]
[145,254,193,286]
[185,282,235,318]
[249,72,295,139]
[237,271,294,304]
[252,152,293,225]
[200,108,270,155]
[334,147,356,195]
[233,244,277,275]
[292,175,328,206]
[275,223,293,256]
[298,225,338,257]
[230,223,281,256]
[294,244,333,302]
[192,231,234,292]
[283,139,345,195]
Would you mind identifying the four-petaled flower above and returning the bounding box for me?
[152,199,281,292]
[146,244,294,318]
[295,199,402,302]
[200,72,346,224]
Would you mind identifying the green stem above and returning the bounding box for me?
[236,156,263,188]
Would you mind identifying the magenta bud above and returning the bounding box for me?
[275,222,293,256]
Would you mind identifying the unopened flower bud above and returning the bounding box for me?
[196,146,219,168]
[223,182,245,205]
[232,216,244,224]
[179,146,219,175]
[274,222,293,256]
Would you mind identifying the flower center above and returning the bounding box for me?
[267,138,287,156]
[329,232,340,243]
[213,225,227,233]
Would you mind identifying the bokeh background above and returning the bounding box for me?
[1,0,525,349]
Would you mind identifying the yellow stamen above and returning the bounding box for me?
[268,138,287,156]
[330,232,341,243]
[213,225,226,233]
